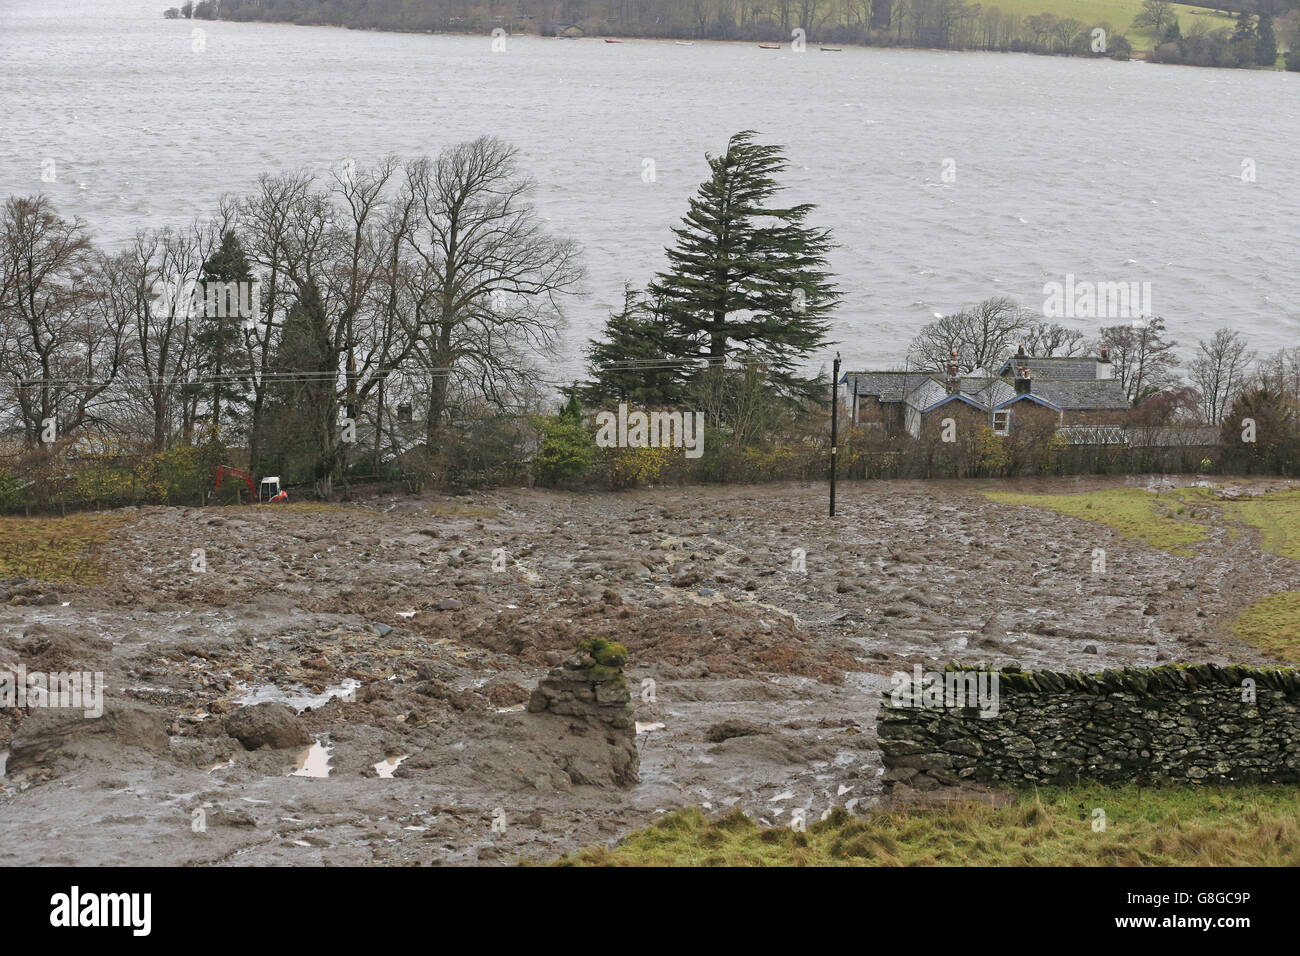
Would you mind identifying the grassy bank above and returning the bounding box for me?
[981,487,1212,554]
[558,785,1300,865]
[1232,591,1300,662]
[0,513,128,584]
[1220,489,1300,560]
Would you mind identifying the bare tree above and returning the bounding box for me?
[1021,321,1088,357]
[1098,317,1180,404]
[403,137,584,451]
[1190,327,1253,425]
[0,196,127,444]
[1132,0,1176,38]
[107,226,210,451]
[907,296,1033,372]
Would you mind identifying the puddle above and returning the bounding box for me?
[290,740,333,778]
[495,704,526,714]
[373,755,409,778]
[236,679,360,713]
[635,721,666,734]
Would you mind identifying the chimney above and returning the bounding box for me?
[1016,343,1026,358]
[1015,365,1032,395]
[946,350,960,394]
[1097,347,1114,381]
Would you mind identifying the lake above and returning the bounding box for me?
[3,0,1297,380]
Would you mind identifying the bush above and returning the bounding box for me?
[532,407,594,487]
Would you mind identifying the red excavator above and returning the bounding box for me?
[214,465,288,504]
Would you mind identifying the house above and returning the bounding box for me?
[842,346,1130,441]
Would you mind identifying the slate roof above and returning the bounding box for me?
[959,377,1016,408]
[997,356,1106,380]
[843,371,939,403]
[1024,379,1130,411]
[904,377,954,412]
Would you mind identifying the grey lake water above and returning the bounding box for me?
[2,0,1297,378]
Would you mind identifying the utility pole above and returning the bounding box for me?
[830,352,840,517]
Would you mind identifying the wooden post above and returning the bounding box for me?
[830,353,840,517]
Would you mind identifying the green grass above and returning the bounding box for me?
[0,513,127,584]
[557,785,1300,866]
[981,488,1211,554]
[1232,591,1300,663]
[986,0,1234,52]
[1219,490,1300,561]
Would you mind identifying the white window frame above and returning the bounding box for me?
[992,409,1012,436]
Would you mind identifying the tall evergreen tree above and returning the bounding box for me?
[582,285,682,404]
[194,229,253,445]
[1256,14,1278,67]
[1227,11,1258,62]
[647,130,839,404]
[259,280,338,488]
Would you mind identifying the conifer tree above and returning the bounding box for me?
[647,130,839,405]
[194,229,253,444]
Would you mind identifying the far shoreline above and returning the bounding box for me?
[166,14,1297,75]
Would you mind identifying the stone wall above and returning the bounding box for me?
[526,638,638,788]
[879,663,1300,792]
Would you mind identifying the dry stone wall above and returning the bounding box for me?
[879,663,1300,791]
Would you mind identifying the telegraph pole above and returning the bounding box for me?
[830,352,840,517]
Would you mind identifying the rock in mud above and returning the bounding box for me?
[8,704,169,775]
[706,720,767,743]
[223,702,311,750]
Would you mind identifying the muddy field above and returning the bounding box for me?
[1,475,1296,865]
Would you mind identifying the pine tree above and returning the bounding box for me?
[259,281,337,486]
[648,130,839,405]
[582,285,683,405]
[1256,14,1278,67]
[1230,12,1257,65]
[194,230,253,445]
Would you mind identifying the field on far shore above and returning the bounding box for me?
[981,0,1235,51]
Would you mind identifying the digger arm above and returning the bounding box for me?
[215,465,255,499]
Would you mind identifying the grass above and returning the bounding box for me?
[0,512,129,584]
[985,0,1234,52]
[1219,489,1300,561]
[557,785,1300,866]
[1231,592,1300,662]
[981,487,1211,554]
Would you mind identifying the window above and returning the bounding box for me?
[993,410,1011,435]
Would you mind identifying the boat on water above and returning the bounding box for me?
[675,41,694,45]
[604,38,623,43]
[820,46,842,52]
[758,43,780,49]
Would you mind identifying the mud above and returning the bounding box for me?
[1,475,1296,865]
